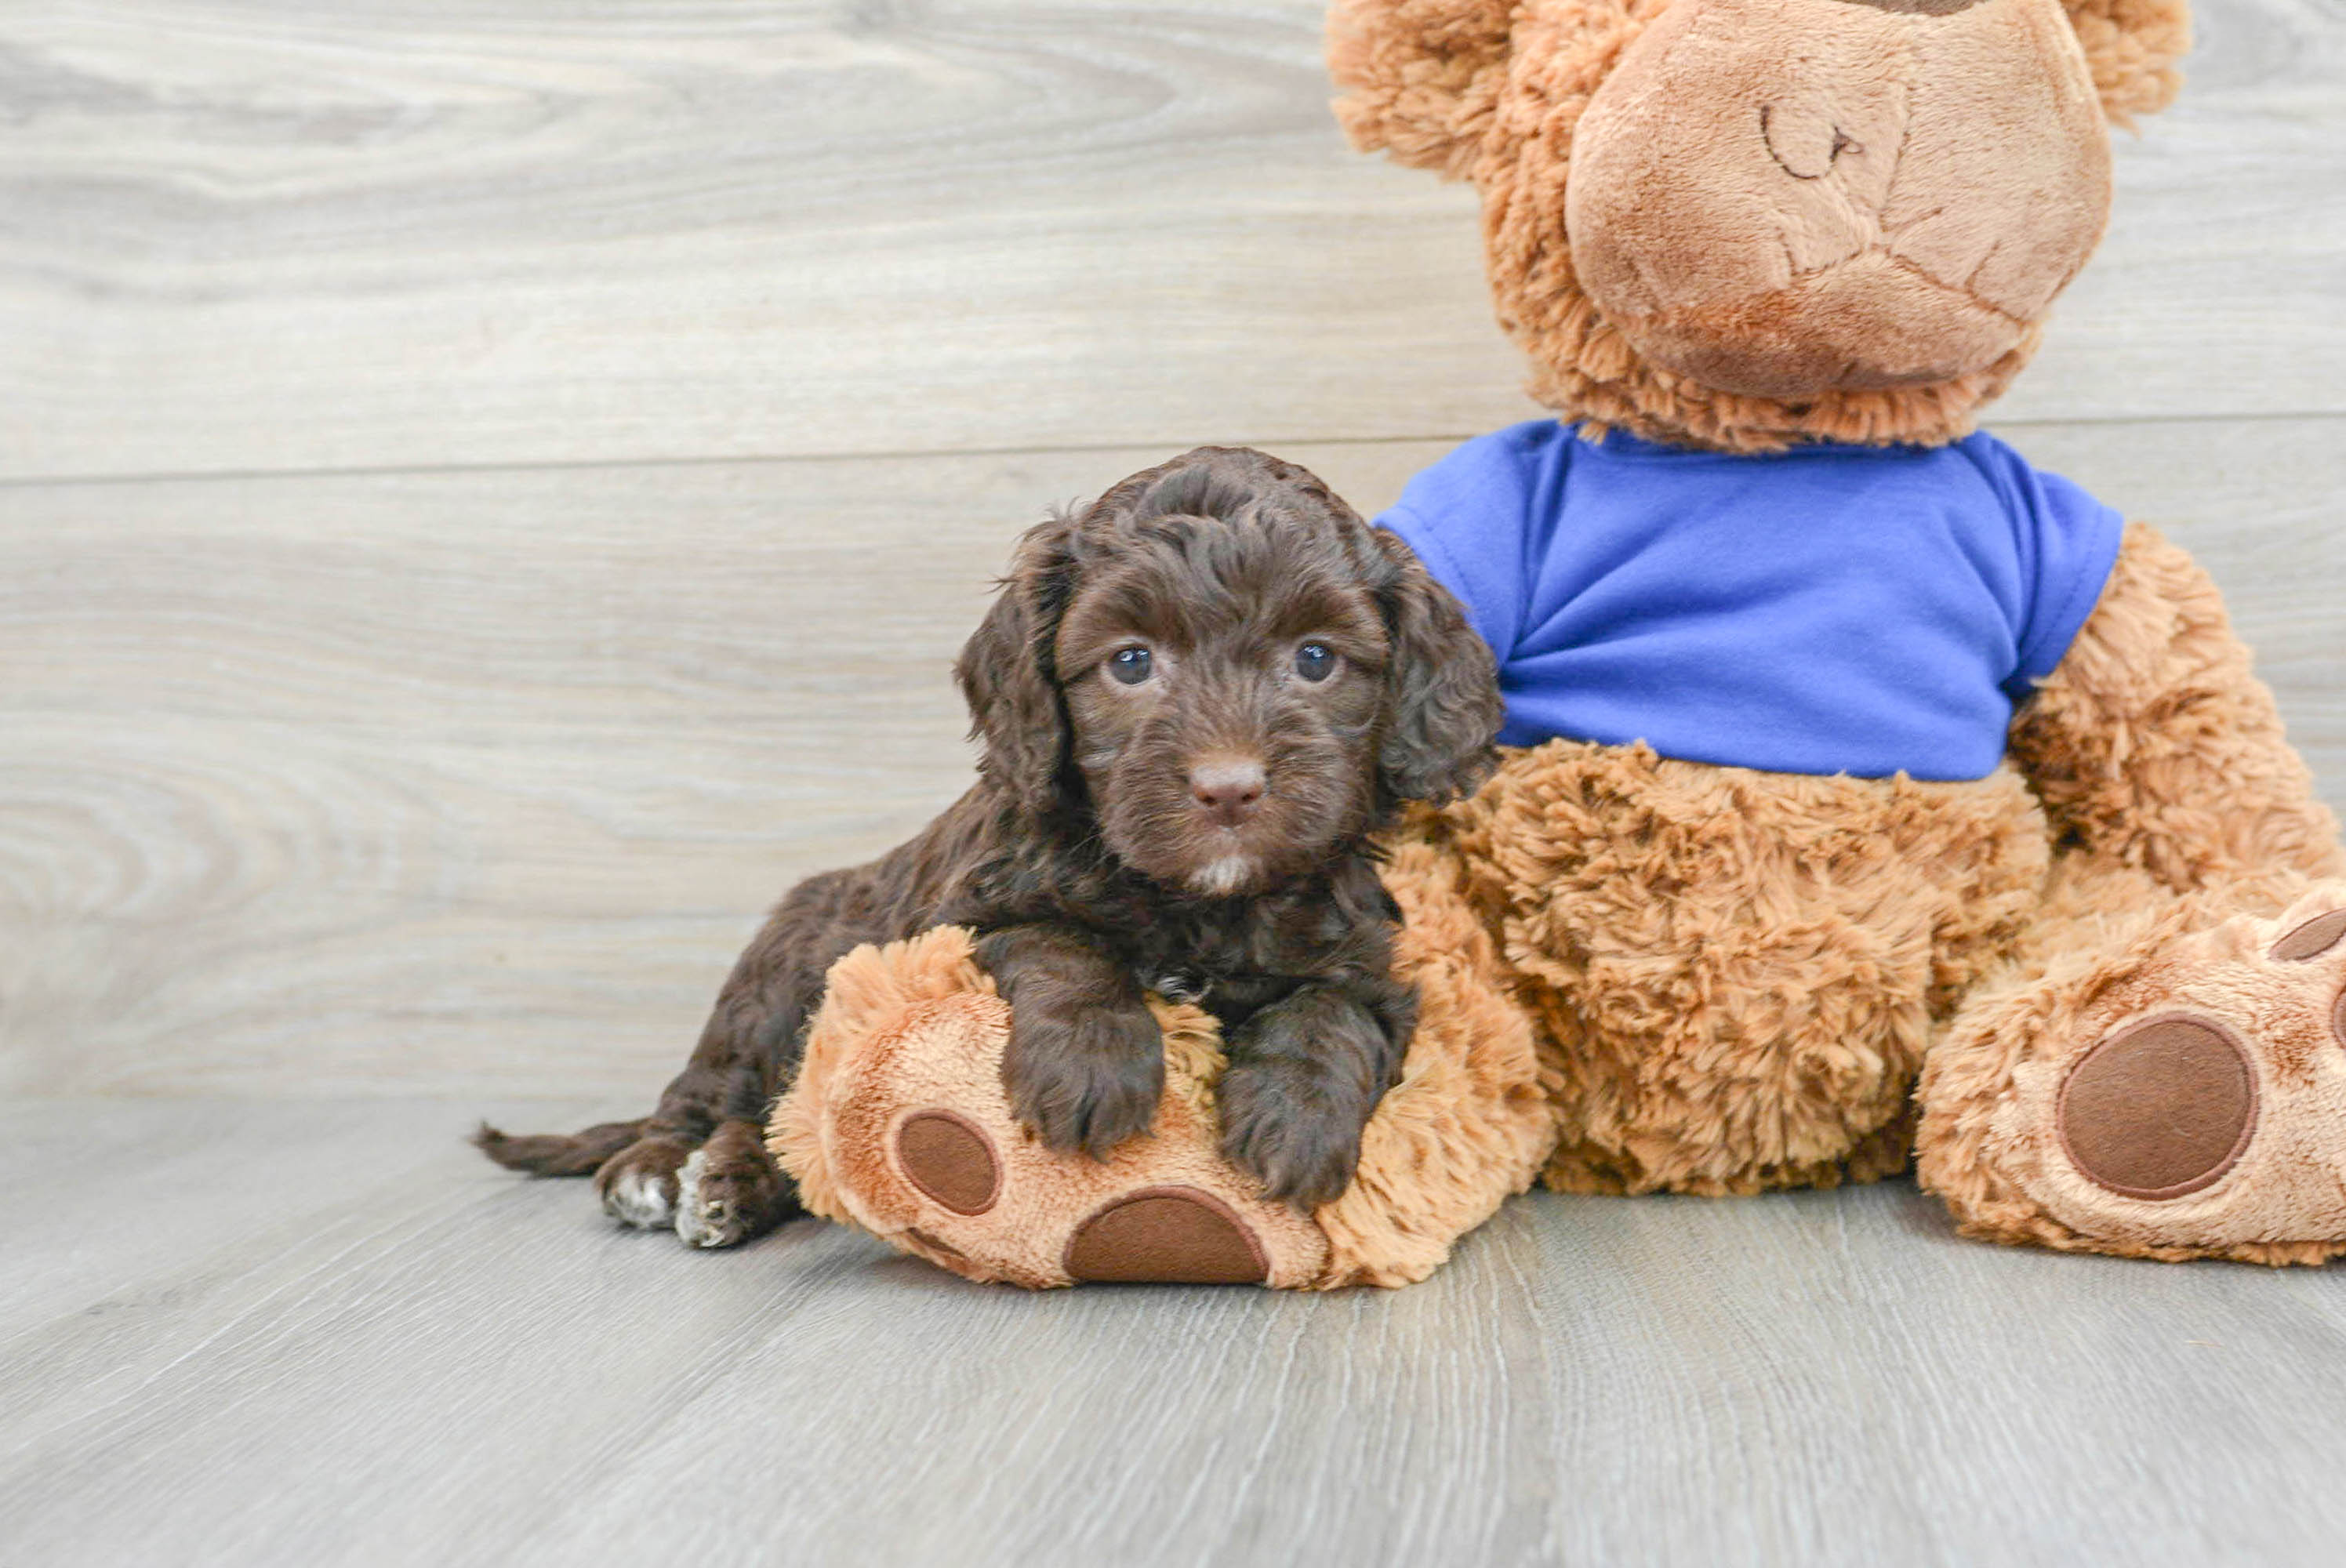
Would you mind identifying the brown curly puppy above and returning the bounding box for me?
[478,447,1500,1247]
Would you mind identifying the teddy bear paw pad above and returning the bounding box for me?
[894,1111,1000,1214]
[2271,908,2346,965]
[2055,1015,2257,1200]
[1985,891,2346,1257]
[1062,1187,1269,1285]
[2265,906,2346,1051]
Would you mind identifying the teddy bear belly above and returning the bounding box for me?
[1436,738,2055,1195]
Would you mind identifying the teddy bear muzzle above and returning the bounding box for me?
[1562,0,2113,400]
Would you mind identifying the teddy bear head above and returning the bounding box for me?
[1331,0,2191,451]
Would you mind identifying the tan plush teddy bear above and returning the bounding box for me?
[772,0,2346,1283]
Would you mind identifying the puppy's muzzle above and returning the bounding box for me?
[1188,756,1267,829]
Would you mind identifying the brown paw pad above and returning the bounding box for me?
[2272,909,2346,964]
[895,1111,1000,1215]
[1062,1187,1269,1285]
[2057,1015,2258,1200]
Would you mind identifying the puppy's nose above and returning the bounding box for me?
[1188,757,1266,827]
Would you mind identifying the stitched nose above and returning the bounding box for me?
[1189,758,1266,828]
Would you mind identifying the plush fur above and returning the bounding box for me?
[1434,741,2052,1196]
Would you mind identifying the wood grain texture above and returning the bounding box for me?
[8,1099,2346,1566]
[3,423,2339,1100]
[0,0,2341,482]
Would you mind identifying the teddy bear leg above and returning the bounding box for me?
[766,835,1553,1289]
[1918,862,2346,1264]
[1436,739,2054,1196]
[767,929,1327,1289]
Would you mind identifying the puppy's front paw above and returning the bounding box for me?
[1218,1065,1365,1210]
[1001,1001,1167,1160]
[674,1121,791,1250]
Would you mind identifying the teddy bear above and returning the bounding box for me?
[768,0,2346,1285]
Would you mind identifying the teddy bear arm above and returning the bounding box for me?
[1327,0,1517,176]
[2008,521,2344,895]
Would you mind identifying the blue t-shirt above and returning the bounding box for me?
[1377,421,2125,781]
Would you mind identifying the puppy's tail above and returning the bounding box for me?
[472,1117,648,1178]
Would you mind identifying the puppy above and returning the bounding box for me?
[477,447,1502,1247]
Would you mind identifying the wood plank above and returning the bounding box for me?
[0,1096,614,1340]
[8,1100,2346,1565]
[0,0,2341,481]
[2,422,2339,1099]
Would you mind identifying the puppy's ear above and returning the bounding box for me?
[957,514,1079,816]
[1373,533,1502,807]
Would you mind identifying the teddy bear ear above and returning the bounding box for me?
[1327,0,1517,178]
[2061,0,2193,125]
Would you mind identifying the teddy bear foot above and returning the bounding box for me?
[892,1108,1284,1285]
[767,926,1331,1289]
[877,1102,1319,1288]
[772,839,1555,1289]
[1924,885,2346,1263]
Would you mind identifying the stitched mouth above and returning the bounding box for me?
[1620,250,2031,396]
[1759,104,1860,183]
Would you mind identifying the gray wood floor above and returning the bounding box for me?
[16,1098,2346,1568]
[3,1,2344,1563]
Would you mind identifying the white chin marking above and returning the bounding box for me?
[1190,855,1255,897]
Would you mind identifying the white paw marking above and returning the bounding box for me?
[605,1165,674,1228]
[672,1148,733,1249]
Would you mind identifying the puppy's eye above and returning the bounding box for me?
[1107,646,1154,686]
[1293,642,1337,683]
